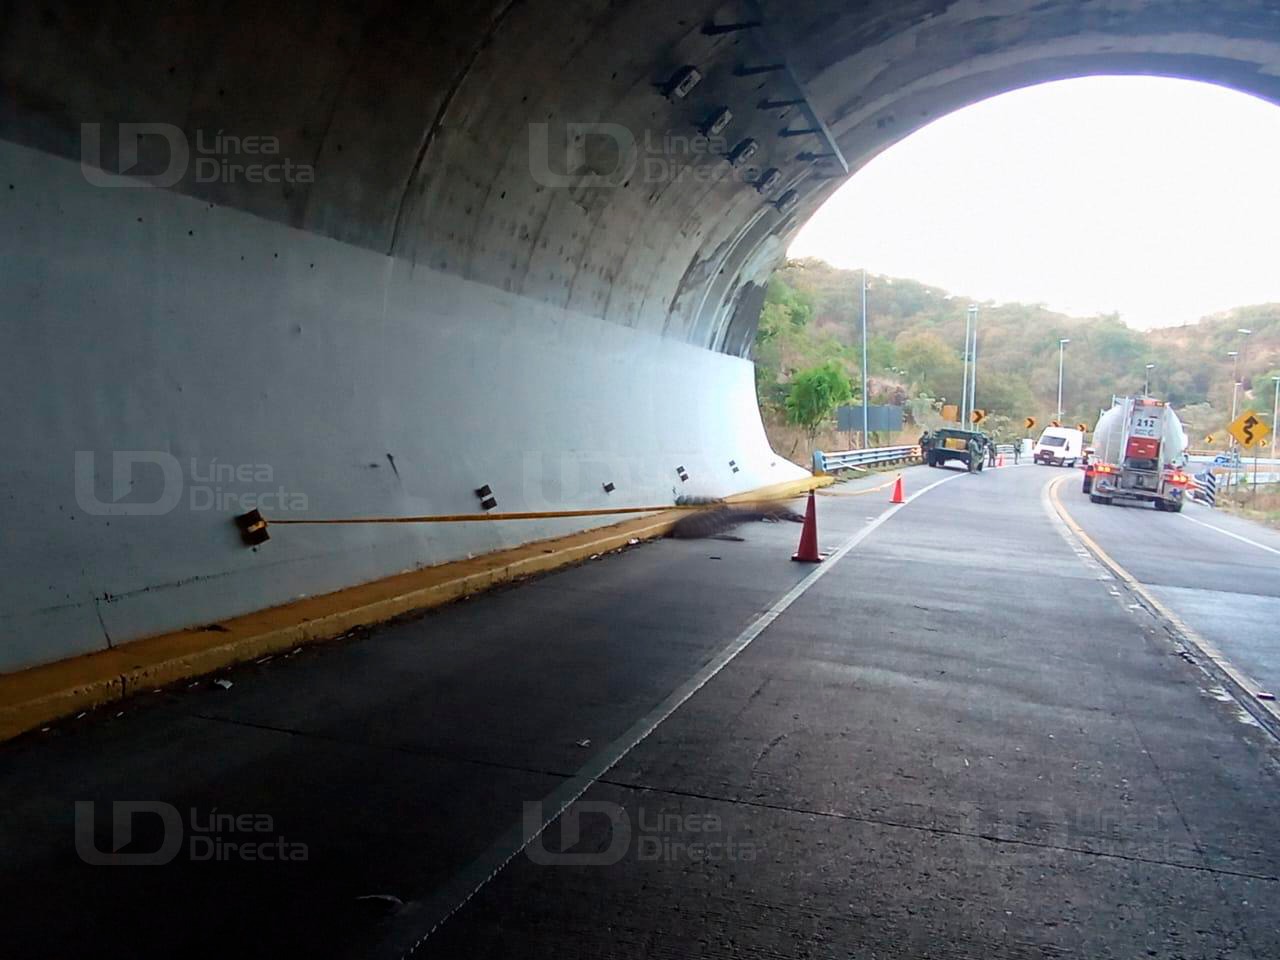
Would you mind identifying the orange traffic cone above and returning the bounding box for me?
[890,475,906,504]
[997,454,1005,467]
[791,491,825,563]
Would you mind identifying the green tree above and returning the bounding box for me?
[785,361,854,444]
[895,331,963,400]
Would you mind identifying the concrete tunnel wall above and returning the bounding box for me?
[5,0,1280,672]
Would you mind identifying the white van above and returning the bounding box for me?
[1033,427,1084,467]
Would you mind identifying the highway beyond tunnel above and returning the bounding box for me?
[8,2,1280,669]
[4,464,1279,957]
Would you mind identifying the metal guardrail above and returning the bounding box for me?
[813,445,921,474]
[1187,454,1280,486]
[1187,454,1280,469]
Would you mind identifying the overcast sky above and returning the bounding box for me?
[789,76,1280,329]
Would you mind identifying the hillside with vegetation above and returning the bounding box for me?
[756,258,1280,460]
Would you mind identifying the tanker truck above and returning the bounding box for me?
[1082,397,1194,511]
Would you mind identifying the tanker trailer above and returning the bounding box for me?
[1083,397,1192,511]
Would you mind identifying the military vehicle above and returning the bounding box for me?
[921,428,988,472]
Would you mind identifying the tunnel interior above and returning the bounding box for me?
[5,0,1280,672]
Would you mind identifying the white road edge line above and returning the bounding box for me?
[1180,511,1280,557]
[380,469,969,959]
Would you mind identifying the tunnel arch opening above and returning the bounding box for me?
[785,72,1280,331]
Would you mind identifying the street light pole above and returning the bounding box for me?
[1272,376,1280,465]
[1057,338,1070,423]
[860,270,869,446]
[1144,362,1155,397]
[960,307,972,427]
[968,305,979,425]
[1232,329,1253,426]
[1228,351,1240,424]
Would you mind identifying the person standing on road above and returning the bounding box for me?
[988,438,998,467]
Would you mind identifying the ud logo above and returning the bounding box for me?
[80,122,189,188]
[74,800,184,866]
[73,451,184,516]
[523,800,631,866]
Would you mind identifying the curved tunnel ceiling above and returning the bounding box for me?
[7,2,1280,357]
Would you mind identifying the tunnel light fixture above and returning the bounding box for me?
[755,167,782,194]
[728,138,758,167]
[602,481,616,494]
[774,189,799,213]
[729,460,740,474]
[676,466,689,482]
[703,108,733,138]
[665,66,703,101]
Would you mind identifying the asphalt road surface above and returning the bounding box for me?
[1051,466,1280,700]
[4,463,1278,959]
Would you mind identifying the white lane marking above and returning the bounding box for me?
[381,469,969,958]
[1180,512,1280,557]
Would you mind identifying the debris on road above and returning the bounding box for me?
[670,503,803,539]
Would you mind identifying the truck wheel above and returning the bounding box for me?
[1082,475,1093,495]
[1167,499,1183,513]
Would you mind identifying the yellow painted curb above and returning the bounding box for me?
[1047,475,1280,729]
[817,475,900,498]
[0,474,828,742]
